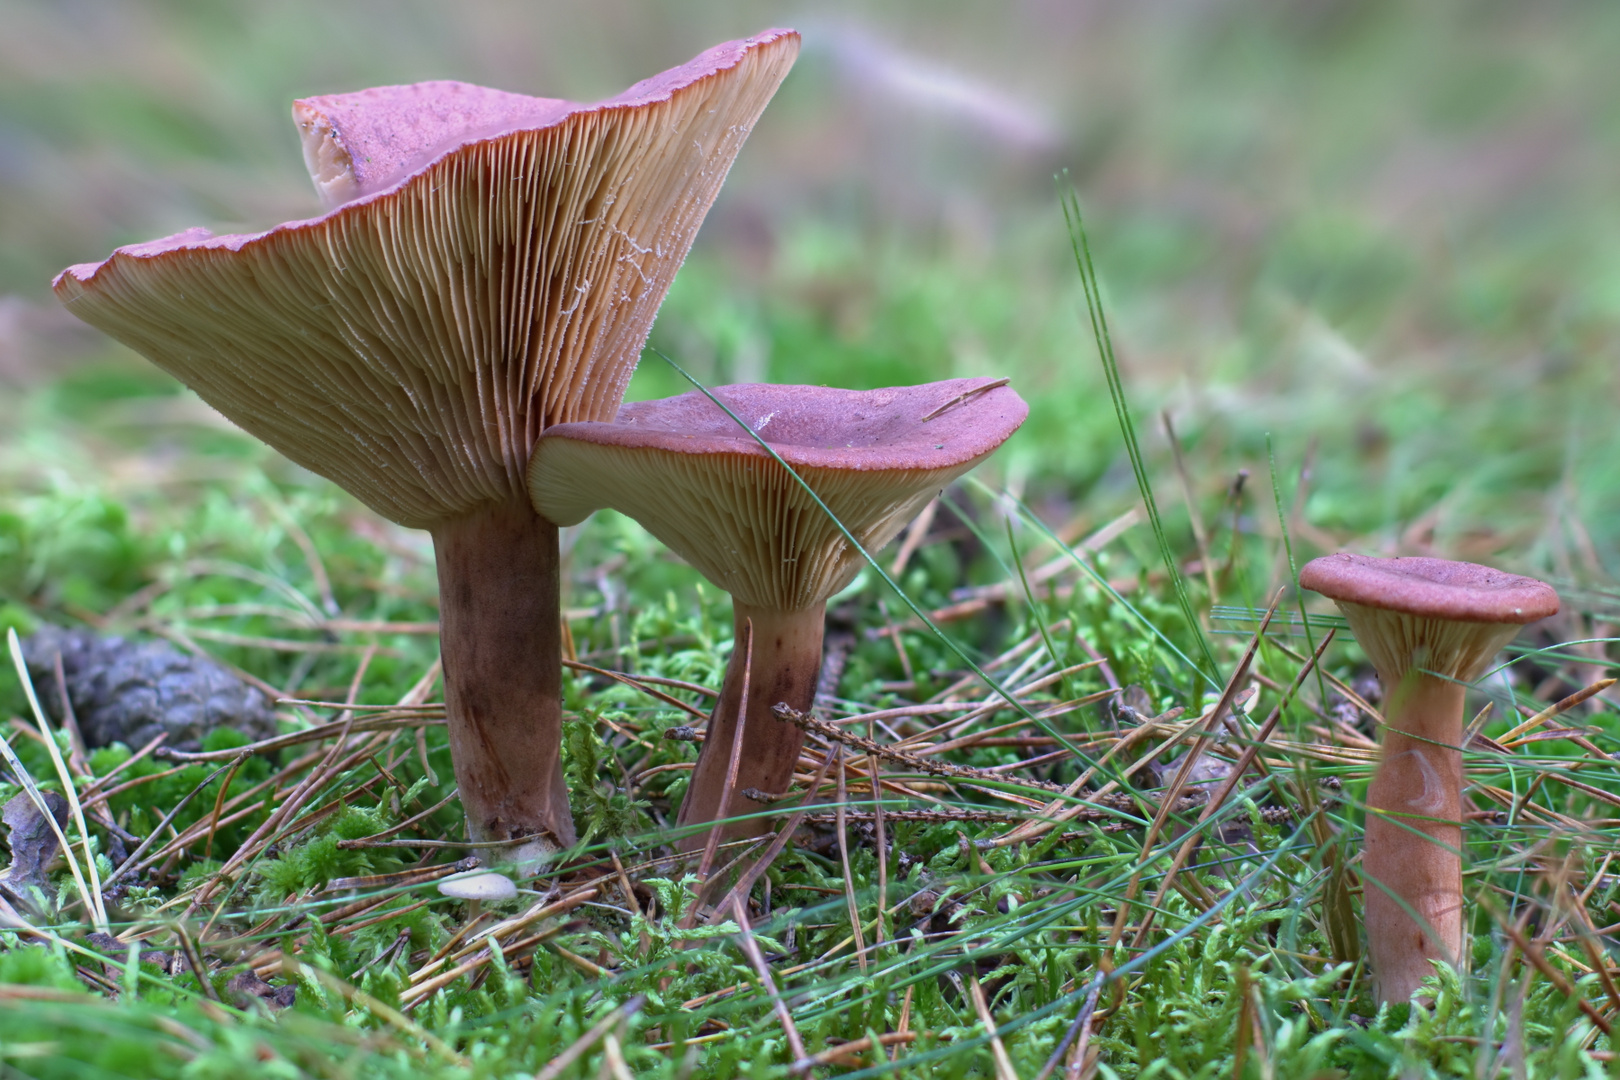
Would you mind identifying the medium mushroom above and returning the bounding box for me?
[1299,553,1558,1003]
[51,31,800,853]
[528,377,1028,846]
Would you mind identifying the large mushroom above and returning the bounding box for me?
[51,31,800,852]
[528,377,1028,846]
[1299,553,1558,1004]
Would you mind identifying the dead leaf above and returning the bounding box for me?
[0,790,68,913]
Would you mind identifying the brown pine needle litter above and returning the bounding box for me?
[8,519,1620,1080]
[11,539,1620,1079]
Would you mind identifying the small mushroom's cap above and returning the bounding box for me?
[528,378,1027,612]
[53,31,798,529]
[436,870,518,901]
[1299,554,1558,625]
[1300,553,1558,683]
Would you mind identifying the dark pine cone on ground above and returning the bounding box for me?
[21,625,277,752]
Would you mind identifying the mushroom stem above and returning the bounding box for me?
[1364,669,1465,1004]
[431,499,576,849]
[676,601,825,849]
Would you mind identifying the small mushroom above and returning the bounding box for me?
[1299,553,1558,1004]
[436,870,519,902]
[528,377,1027,847]
[51,32,799,852]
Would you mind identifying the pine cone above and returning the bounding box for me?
[22,625,276,751]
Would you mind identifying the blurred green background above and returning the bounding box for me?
[4,0,1620,580]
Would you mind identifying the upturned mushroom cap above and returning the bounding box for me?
[52,30,799,529]
[1300,554,1558,683]
[528,377,1028,612]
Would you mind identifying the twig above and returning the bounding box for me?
[836,749,867,973]
[1487,901,1611,1035]
[774,704,1068,794]
[1137,627,1335,941]
[75,732,167,801]
[1115,590,1279,949]
[171,922,220,1002]
[732,894,809,1068]
[969,975,1021,1080]
[200,754,249,862]
[1035,976,1102,1080]
[795,1032,918,1071]
[563,658,710,721]
[188,721,377,912]
[688,620,754,918]
[890,498,939,577]
[335,789,460,848]
[600,1033,634,1080]
[1499,678,1615,746]
[49,652,89,775]
[920,377,1010,421]
[870,748,888,951]
[155,712,443,763]
[711,748,839,919]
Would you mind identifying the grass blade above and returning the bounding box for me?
[1059,182,1219,689]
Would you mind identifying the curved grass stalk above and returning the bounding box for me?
[5,628,107,933]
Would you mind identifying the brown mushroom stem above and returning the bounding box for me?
[1364,671,1464,1005]
[676,601,825,848]
[431,499,576,848]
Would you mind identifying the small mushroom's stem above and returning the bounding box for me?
[432,499,576,850]
[676,601,825,850]
[1365,671,1464,1004]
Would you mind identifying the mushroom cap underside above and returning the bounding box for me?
[1300,553,1558,625]
[1329,601,1531,684]
[528,379,1027,611]
[51,30,799,530]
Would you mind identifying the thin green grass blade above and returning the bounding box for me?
[1268,435,1329,708]
[1060,182,1219,689]
[971,477,1219,691]
[1006,516,1066,692]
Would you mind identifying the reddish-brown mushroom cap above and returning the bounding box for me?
[528,377,1029,610]
[53,29,800,530]
[1301,554,1559,686]
[1298,554,1559,627]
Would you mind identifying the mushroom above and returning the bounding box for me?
[436,870,518,903]
[528,377,1027,846]
[1299,553,1558,1003]
[51,31,800,853]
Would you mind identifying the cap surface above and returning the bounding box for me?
[53,30,799,529]
[1299,554,1559,625]
[528,378,1027,611]
[293,83,573,208]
